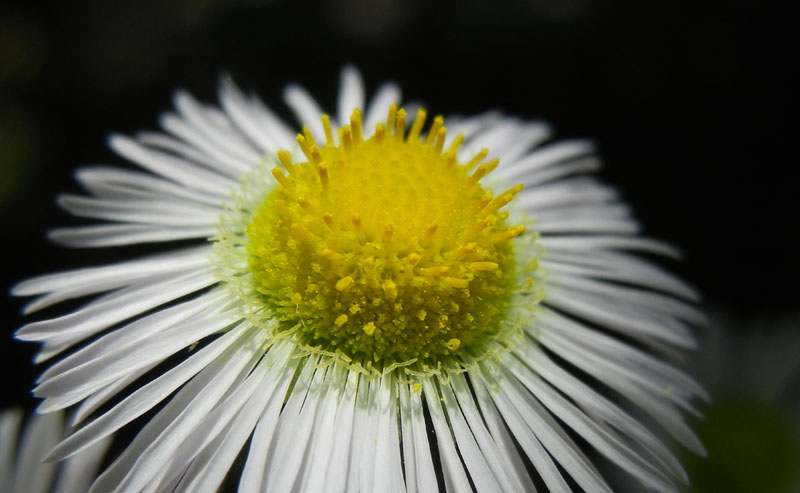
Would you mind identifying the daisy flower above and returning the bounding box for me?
[14,67,706,492]
[0,409,111,493]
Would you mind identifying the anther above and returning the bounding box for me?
[490,225,526,244]
[271,167,294,190]
[425,116,444,146]
[350,109,363,142]
[433,127,447,155]
[407,108,427,143]
[375,122,385,143]
[321,114,335,146]
[395,108,407,140]
[465,148,489,170]
[469,158,500,185]
[386,104,397,135]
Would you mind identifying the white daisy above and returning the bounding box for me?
[0,409,111,493]
[14,66,706,492]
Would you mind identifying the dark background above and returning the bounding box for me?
[1,0,797,491]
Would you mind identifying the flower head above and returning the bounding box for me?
[15,67,706,492]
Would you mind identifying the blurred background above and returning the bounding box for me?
[1,0,797,490]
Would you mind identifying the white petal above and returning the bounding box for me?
[520,342,688,482]
[437,378,502,492]
[473,369,569,492]
[237,347,301,493]
[263,355,322,492]
[319,370,359,493]
[109,329,268,493]
[14,412,62,493]
[539,235,682,258]
[38,289,229,384]
[219,75,296,153]
[422,379,472,492]
[47,322,251,462]
[17,267,219,348]
[169,345,294,493]
[0,410,23,488]
[490,362,614,493]
[505,358,677,493]
[338,66,365,126]
[109,134,235,195]
[283,84,325,139]
[53,434,113,493]
[171,90,262,173]
[76,166,225,207]
[35,310,242,411]
[301,365,348,493]
[364,82,401,131]
[451,374,534,492]
[48,223,217,248]
[371,373,405,493]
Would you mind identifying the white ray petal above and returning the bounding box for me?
[76,166,226,206]
[168,345,293,493]
[17,267,218,343]
[48,223,217,248]
[338,66,365,126]
[451,374,533,492]
[437,379,502,492]
[541,250,698,301]
[57,194,220,227]
[491,362,614,493]
[13,411,61,493]
[35,310,242,411]
[321,371,358,493]
[502,139,594,174]
[468,373,537,492]
[520,342,688,481]
[473,370,569,492]
[539,235,682,258]
[110,330,267,493]
[301,365,348,493]
[283,84,325,139]
[505,359,677,493]
[422,379,472,493]
[237,347,300,493]
[0,410,23,487]
[544,287,696,348]
[53,434,112,493]
[263,355,321,492]
[364,82,401,131]
[110,135,235,195]
[371,373,405,493]
[14,244,208,298]
[46,322,251,462]
[172,90,262,171]
[38,289,229,384]
[219,76,290,153]
[516,178,618,211]
[546,272,706,325]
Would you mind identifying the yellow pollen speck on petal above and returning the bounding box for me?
[246,106,526,369]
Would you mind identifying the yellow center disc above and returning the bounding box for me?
[246,105,526,369]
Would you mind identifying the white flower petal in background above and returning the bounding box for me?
[0,410,112,493]
[14,67,706,492]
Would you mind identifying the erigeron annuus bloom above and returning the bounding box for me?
[13,67,707,492]
[0,409,111,493]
